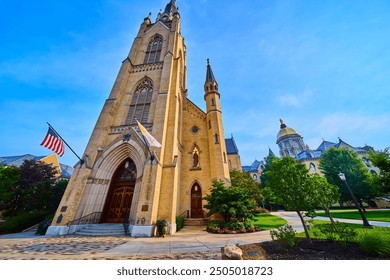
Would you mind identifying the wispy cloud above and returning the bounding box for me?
[319,112,390,137]
[276,88,314,107]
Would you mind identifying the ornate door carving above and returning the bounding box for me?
[106,187,133,223]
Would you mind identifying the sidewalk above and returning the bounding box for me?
[0,211,388,260]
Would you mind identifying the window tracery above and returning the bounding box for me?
[126,79,153,124]
[143,35,163,64]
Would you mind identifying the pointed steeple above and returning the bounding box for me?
[206,58,216,82]
[157,0,178,22]
[268,147,276,157]
[164,0,177,14]
[204,58,218,92]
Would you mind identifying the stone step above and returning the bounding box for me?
[184,218,208,226]
[75,223,126,236]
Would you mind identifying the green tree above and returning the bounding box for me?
[264,157,319,243]
[260,152,278,188]
[260,186,278,210]
[319,147,374,206]
[230,170,262,206]
[0,165,21,212]
[259,152,279,210]
[368,148,390,194]
[2,160,57,217]
[306,174,339,225]
[48,179,68,213]
[203,180,256,222]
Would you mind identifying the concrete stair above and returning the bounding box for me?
[75,223,126,236]
[184,218,208,226]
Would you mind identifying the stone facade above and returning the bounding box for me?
[47,1,233,237]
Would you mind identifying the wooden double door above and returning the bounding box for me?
[102,159,136,223]
[104,185,134,223]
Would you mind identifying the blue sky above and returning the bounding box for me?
[1,0,390,167]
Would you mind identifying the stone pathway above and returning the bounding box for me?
[1,211,387,260]
[0,235,221,260]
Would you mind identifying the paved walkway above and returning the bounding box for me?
[0,211,388,260]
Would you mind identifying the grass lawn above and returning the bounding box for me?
[297,220,390,239]
[314,209,390,222]
[252,213,287,230]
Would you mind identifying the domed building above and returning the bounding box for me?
[276,119,308,158]
[275,119,379,176]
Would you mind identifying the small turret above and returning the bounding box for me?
[204,58,218,92]
[203,59,230,183]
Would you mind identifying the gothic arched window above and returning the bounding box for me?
[143,35,163,64]
[119,160,137,180]
[310,163,316,172]
[126,79,153,124]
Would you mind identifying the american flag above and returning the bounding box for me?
[40,127,65,156]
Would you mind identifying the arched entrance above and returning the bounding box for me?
[102,159,137,223]
[191,183,203,218]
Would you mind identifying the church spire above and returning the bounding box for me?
[164,0,177,14]
[157,0,178,22]
[206,58,216,83]
[204,58,218,92]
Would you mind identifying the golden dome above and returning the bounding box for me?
[277,119,299,140]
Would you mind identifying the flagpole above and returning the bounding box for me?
[46,122,84,165]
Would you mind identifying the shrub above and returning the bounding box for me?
[155,219,168,237]
[224,221,243,230]
[35,217,53,235]
[358,231,390,257]
[206,220,259,234]
[270,224,298,247]
[176,216,184,232]
[0,211,48,234]
[315,222,357,247]
[335,223,358,248]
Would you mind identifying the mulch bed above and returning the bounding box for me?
[239,238,383,260]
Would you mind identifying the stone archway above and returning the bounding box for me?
[76,137,147,224]
[102,158,137,223]
[190,183,203,218]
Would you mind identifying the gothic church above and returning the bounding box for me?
[47,0,241,237]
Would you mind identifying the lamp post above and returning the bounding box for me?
[338,172,371,227]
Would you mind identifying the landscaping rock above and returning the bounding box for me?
[223,240,243,260]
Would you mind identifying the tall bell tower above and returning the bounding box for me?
[47,0,236,237]
[47,0,187,236]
